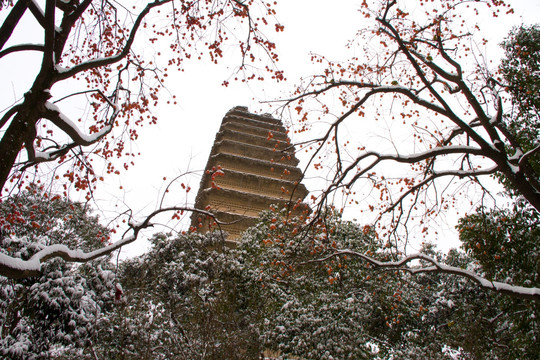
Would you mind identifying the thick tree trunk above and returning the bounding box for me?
[505,167,540,212]
[0,89,48,191]
[0,114,36,191]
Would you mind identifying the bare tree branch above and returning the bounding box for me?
[55,0,173,81]
[0,43,44,58]
[0,0,30,50]
[283,0,540,222]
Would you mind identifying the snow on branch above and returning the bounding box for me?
[28,0,46,29]
[0,206,224,279]
[302,250,540,301]
[341,146,489,184]
[20,98,119,168]
[519,144,540,168]
[44,100,116,146]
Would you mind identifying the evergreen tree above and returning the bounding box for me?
[95,231,265,359]
[452,25,540,359]
[498,24,540,194]
[0,188,116,359]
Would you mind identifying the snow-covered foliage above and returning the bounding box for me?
[0,186,110,252]
[93,231,264,360]
[4,189,535,359]
[458,202,539,287]
[235,210,383,359]
[234,209,539,359]
[455,204,540,359]
[499,24,540,188]
[0,189,116,359]
[0,256,116,359]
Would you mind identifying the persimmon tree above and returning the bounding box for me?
[0,0,281,278]
[281,0,539,299]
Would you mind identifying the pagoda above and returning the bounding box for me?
[191,106,309,243]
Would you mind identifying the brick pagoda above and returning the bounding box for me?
[191,106,309,243]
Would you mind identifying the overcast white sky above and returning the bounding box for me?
[1,0,539,256]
